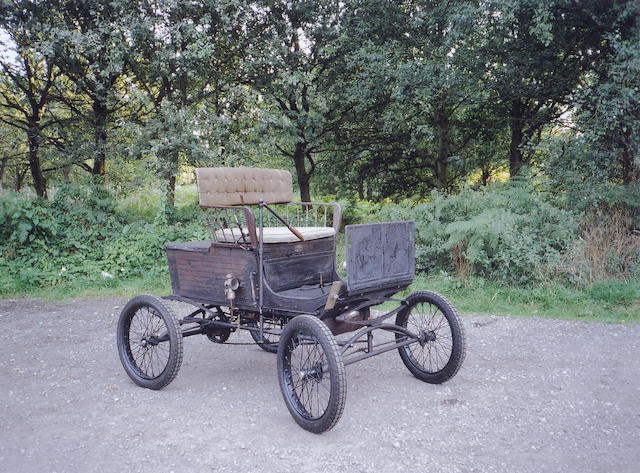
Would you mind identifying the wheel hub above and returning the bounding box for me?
[300,363,323,382]
[205,323,231,343]
[418,330,437,346]
[204,310,231,343]
[141,336,160,347]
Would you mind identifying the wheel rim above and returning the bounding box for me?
[282,332,332,420]
[260,319,280,345]
[124,306,171,379]
[403,301,453,374]
[250,319,281,346]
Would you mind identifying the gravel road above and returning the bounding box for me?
[1,296,639,473]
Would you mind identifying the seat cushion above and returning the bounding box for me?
[196,167,293,207]
[214,226,335,244]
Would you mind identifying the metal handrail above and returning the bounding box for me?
[201,201,342,249]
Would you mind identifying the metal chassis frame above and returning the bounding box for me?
[163,292,425,367]
[335,302,422,366]
[163,294,284,340]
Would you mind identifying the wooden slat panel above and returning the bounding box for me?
[166,243,257,305]
[264,251,335,292]
[166,236,337,303]
[262,237,335,259]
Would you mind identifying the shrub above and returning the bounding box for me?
[101,220,207,277]
[0,193,57,252]
[0,184,209,292]
[557,208,640,284]
[367,181,578,284]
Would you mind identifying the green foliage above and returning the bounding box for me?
[2,182,638,325]
[337,198,386,228]
[321,182,584,285]
[364,181,577,284]
[118,186,164,218]
[0,184,205,295]
[101,220,206,278]
[53,182,120,226]
[0,194,57,248]
[3,0,639,213]
[2,0,640,319]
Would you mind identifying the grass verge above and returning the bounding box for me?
[1,271,638,323]
[0,274,171,301]
[402,274,640,323]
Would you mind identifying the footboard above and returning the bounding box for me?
[345,221,415,294]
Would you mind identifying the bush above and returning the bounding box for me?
[101,220,207,277]
[0,193,57,252]
[365,181,578,284]
[1,180,632,294]
[0,184,207,294]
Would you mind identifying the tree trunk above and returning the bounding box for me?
[481,167,490,186]
[435,109,450,191]
[293,142,311,202]
[27,121,47,198]
[166,149,179,209]
[509,100,525,177]
[62,166,71,184]
[92,99,108,175]
[167,174,176,209]
[0,152,8,191]
[633,145,640,198]
[365,184,373,201]
[621,149,634,185]
[15,166,28,192]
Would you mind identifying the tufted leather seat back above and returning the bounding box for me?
[195,167,294,207]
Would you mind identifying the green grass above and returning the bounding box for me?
[0,274,171,301]
[400,274,640,323]
[2,270,637,324]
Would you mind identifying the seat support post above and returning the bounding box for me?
[258,200,265,344]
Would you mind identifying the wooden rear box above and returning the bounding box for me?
[165,237,337,310]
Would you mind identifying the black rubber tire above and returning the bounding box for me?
[277,315,347,433]
[395,291,466,384]
[248,319,280,353]
[117,295,183,390]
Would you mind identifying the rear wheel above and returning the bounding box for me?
[117,295,183,390]
[277,315,347,433]
[395,291,466,384]
[248,318,281,353]
[204,307,232,344]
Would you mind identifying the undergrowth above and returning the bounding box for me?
[0,183,205,294]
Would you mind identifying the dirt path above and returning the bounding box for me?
[1,297,639,473]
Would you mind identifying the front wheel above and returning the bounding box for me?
[117,295,183,390]
[277,315,347,433]
[395,291,466,384]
